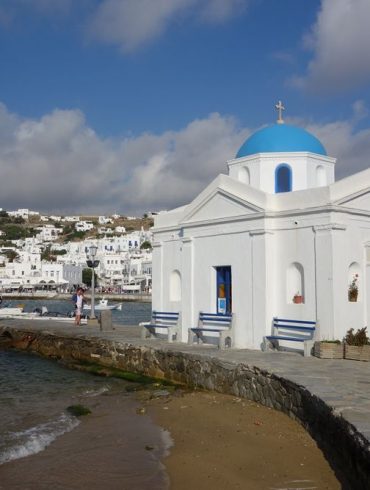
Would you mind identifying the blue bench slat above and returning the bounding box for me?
[274,318,316,325]
[273,324,315,332]
[153,311,179,316]
[200,318,231,324]
[191,327,228,333]
[199,313,232,320]
[266,335,305,342]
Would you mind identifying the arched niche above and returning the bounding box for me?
[275,164,292,193]
[170,270,182,302]
[238,166,250,184]
[287,262,305,304]
[348,262,360,302]
[316,165,326,187]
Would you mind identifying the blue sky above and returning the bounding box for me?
[0,0,370,214]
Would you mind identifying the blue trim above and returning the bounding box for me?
[275,163,292,193]
[274,317,316,324]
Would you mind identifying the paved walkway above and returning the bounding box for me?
[3,319,370,443]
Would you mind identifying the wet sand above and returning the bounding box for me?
[147,390,340,490]
[0,389,340,490]
[0,390,169,490]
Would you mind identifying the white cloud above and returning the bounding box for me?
[1,102,369,216]
[288,101,370,179]
[0,104,248,214]
[293,0,370,92]
[86,0,248,53]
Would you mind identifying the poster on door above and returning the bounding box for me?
[218,297,226,314]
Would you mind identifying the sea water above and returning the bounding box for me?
[1,298,152,326]
[0,301,170,487]
[0,350,124,464]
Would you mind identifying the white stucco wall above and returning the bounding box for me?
[228,152,335,194]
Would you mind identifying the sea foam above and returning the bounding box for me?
[0,413,80,465]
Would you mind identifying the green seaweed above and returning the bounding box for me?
[68,360,180,388]
[67,404,91,416]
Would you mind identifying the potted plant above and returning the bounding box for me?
[314,340,343,359]
[348,274,359,302]
[293,292,303,304]
[344,327,370,361]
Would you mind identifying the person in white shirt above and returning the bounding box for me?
[75,288,84,326]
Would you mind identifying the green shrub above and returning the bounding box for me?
[345,327,370,346]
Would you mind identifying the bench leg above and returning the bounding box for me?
[304,340,314,357]
[168,326,180,343]
[188,329,203,345]
[141,326,156,340]
[219,330,232,350]
[261,337,274,352]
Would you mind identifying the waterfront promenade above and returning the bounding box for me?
[1,318,370,488]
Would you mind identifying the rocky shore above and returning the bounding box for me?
[1,322,369,489]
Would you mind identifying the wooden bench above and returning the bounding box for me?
[188,312,234,350]
[262,317,317,357]
[141,311,181,343]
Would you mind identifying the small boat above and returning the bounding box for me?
[83,298,122,311]
[0,305,87,324]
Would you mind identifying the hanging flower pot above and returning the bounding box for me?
[348,274,359,302]
[348,290,358,302]
[293,294,303,304]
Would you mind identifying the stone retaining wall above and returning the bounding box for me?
[1,326,369,489]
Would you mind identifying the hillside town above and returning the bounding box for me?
[0,208,154,294]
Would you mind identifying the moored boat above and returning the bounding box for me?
[83,298,122,311]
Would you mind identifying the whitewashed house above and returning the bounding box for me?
[75,221,94,232]
[98,216,113,225]
[35,225,63,242]
[152,108,370,349]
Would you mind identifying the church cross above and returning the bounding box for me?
[275,100,285,124]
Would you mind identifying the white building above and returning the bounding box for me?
[75,221,94,232]
[8,209,39,220]
[64,216,80,222]
[152,108,370,349]
[35,225,63,242]
[98,216,113,225]
[115,226,126,234]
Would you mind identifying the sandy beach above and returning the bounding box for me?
[147,390,340,490]
[0,387,340,490]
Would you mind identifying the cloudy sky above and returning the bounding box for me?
[1,0,370,215]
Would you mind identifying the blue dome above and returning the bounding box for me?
[236,123,327,158]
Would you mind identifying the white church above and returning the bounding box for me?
[151,102,370,350]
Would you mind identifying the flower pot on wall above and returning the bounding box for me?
[344,344,370,361]
[293,295,303,304]
[314,341,343,359]
[348,290,358,302]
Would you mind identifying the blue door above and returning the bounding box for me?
[216,266,232,314]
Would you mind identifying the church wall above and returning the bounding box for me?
[272,226,316,321]
[190,230,253,348]
[329,218,370,340]
[152,238,183,314]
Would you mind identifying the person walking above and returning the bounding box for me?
[75,288,84,326]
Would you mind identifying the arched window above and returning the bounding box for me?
[287,262,305,304]
[170,270,182,302]
[275,164,292,193]
[238,166,250,184]
[316,165,326,187]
